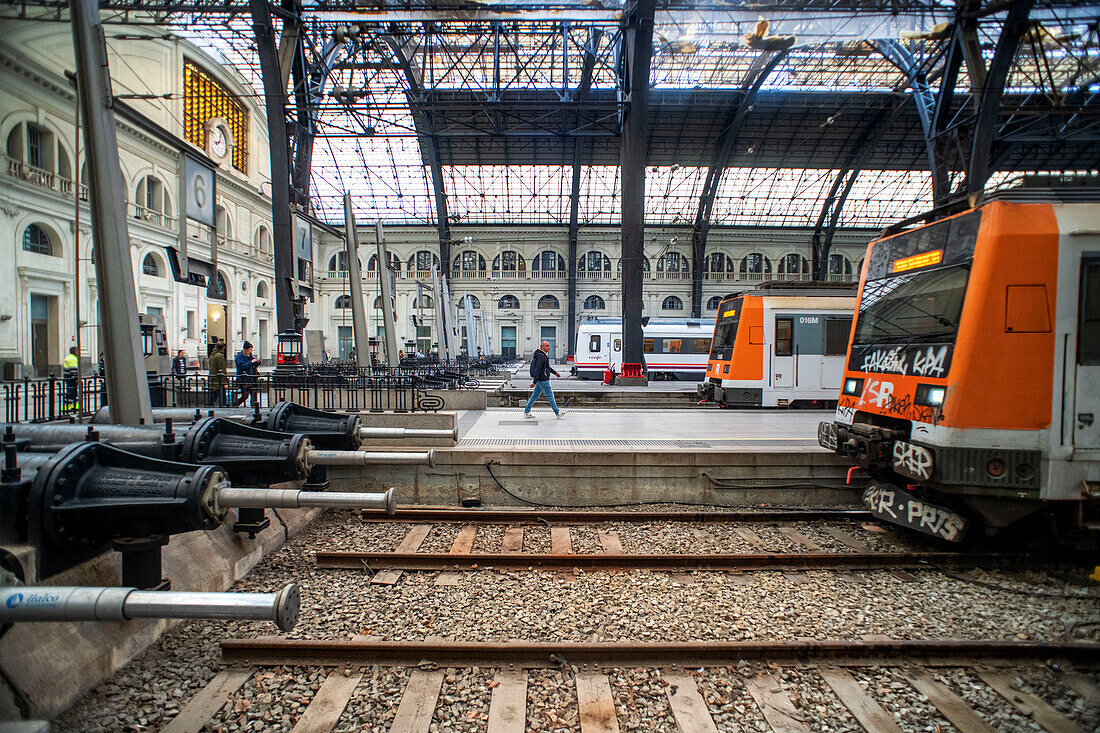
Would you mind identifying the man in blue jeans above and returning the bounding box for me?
[524,340,566,419]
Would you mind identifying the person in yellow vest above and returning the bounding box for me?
[63,347,79,411]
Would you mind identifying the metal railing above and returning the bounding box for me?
[2,362,488,422]
[3,374,106,423]
[128,202,177,229]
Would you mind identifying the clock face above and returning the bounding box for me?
[209,126,228,158]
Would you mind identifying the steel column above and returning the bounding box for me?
[690,50,788,316]
[567,28,602,358]
[968,0,1036,195]
[375,221,399,367]
[342,193,370,368]
[618,0,656,379]
[249,0,297,335]
[388,35,452,268]
[69,0,152,426]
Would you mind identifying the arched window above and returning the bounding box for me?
[328,252,352,272]
[583,295,606,310]
[256,225,272,255]
[135,175,172,216]
[656,252,688,272]
[616,257,650,272]
[740,253,772,275]
[498,294,520,309]
[373,295,383,308]
[532,251,565,271]
[578,251,610,272]
[703,252,730,273]
[408,250,440,272]
[142,253,162,277]
[6,122,71,178]
[256,281,269,299]
[208,271,228,300]
[368,253,400,271]
[414,294,434,309]
[335,294,352,309]
[215,205,232,240]
[828,254,853,276]
[662,296,683,311]
[21,223,56,256]
[707,296,723,310]
[778,253,809,275]
[492,251,526,272]
[538,295,559,309]
[461,295,481,309]
[452,250,486,272]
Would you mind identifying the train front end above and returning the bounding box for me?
[817,199,1088,543]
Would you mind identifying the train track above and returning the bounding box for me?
[359,507,875,523]
[314,549,1059,572]
[155,638,1100,733]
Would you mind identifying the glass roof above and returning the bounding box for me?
[94,5,1100,227]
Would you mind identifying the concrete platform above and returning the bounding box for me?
[495,379,706,408]
[327,408,861,506]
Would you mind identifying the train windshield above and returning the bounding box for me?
[709,300,741,360]
[852,264,969,345]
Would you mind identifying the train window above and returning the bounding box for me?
[775,318,793,356]
[613,338,622,351]
[690,338,711,354]
[589,335,601,352]
[1080,260,1100,364]
[666,339,683,353]
[824,317,852,355]
[644,338,656,353]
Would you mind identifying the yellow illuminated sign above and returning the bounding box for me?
[722,309,736,318]
[893,249,943,273]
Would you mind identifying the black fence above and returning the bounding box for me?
[3,363,487,423]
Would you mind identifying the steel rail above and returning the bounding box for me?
[313,550,1060,572]
[359,508,874,523]
[220,638,1100,667]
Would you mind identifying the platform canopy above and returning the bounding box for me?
[14,0,1100,227]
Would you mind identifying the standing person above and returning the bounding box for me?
[171,349,187,376]
[63,346,79,411]
[207,344,227,407]
[524,340,565,419]
[232,341,261,407]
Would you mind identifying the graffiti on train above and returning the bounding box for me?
[849,344,952,378]
[892,441,933,482]
[863,483,967,541]
[850,379,943,425]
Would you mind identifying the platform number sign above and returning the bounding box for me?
[184,155,215,226]
[294,216,312,261]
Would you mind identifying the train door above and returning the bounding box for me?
[609,329,623,372]
[773,316,794,388]
[1075,258,1100,451]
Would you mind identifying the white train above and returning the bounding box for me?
[573,318,711,381]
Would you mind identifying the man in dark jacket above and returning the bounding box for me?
[207,344,228,407]
[171,349,187,376]
[232,341,261,407]
[524,340,565,418]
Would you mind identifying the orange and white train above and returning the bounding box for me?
[697,285,857,408]
[817,186,1100,545]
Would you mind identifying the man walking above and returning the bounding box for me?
[207,343,227,407]
[232,341,261,407]
[524,340,565,419]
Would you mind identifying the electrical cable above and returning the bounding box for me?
[484,460,853,510]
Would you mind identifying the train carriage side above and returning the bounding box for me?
[817,195,1100,545]
[700,294,855,407]
[641,320,711,380]
[574,320,621,379]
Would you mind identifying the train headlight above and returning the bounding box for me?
[842,377,864,396]
[986,458,1007,478]
[915,384,946,407]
